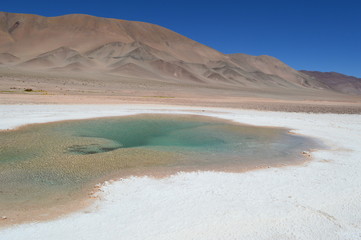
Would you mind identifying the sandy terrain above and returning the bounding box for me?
[0,104,360,239]
[1,67,361,114]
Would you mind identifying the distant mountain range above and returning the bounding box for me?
[300,71,361,95]
[0,12,360,94]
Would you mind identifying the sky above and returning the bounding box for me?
[2,0,361,77]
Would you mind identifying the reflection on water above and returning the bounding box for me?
[0,114,318,219]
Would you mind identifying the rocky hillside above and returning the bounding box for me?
[301,70,361,95]
[0,12,341,92]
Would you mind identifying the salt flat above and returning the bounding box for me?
[0,104,360,240]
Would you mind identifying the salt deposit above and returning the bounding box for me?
[0,104,360,240]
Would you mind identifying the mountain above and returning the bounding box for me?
[0,12,223,62]
[300,70,361,95]
[228,54,326,88]
[0,11,347,93]
[0,52,19,64]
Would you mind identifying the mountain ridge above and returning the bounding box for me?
[0,11,357,94]
[300,70,361,95]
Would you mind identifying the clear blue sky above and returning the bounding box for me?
[2,0,361,77]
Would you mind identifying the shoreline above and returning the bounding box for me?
[1,103,359,131]
[0,107,317,227]
[1,104,361,239]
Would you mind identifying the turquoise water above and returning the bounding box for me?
[0,114,317,219]
[62,115,309,159]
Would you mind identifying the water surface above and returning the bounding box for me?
[0,114,318,223]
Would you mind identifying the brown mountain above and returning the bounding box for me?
[301,70,361,95]
[0,52,19,64]
[0,11,349,94]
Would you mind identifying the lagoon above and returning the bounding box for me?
[0,114,316,223]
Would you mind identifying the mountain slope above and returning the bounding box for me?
[0,52,19,64]
[0,12,223,63]
[229,54,315,87]
[0,12,336,91]
[301,70,361,95]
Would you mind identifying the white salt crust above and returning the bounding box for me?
[0,104,360,240]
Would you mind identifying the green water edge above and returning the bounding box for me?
[0,114,319,216]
